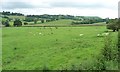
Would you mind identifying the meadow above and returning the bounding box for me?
[2,26,118,70]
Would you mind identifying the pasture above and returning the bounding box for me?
[2,26,118,70]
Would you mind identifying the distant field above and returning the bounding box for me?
[27,19,73,25]
[24,19,106,27]
[2,26,118,70]
[2,17,106,27]
[8,16,25,20]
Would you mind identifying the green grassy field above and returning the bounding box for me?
[2,26,118,70]
[27,19,74,25]
[24,19,106,27]
[8,16,25,20]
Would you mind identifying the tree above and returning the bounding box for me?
[24,22,28,25]
[34,18,38,24]
[41,19,44,23]
[106,19,120,32]
[4,20,10,27]
[14,19,22,27]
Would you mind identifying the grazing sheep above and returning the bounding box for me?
[79,34,84,36]
[39,32,42,35]
[102,33,109,36]
[97,34,100,37]
[97,33,109,37]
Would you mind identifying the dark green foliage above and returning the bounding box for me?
[2,20,5,25]
[72,18,104,24]
[4,20,10,27]
[2,11,24,16]
[24,22,28,25]
[25,17,34,22]
[34,18,38,24]
[118,31,120,64]
[102,36,113,61]
[99,34,118,70]
[41,19,44,23]
[46,19,51,22]
[107,19,120,32]
[3,16,9,19]
[13,19,22,27]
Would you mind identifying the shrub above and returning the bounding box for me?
[99,33,118,70]
[2,20,5,25]
[34,18,38,24]
[106,19,120,32]
[41,19,44,23]
[25,17,34,22]
[46,19,51,22]
[4,20,10,27]
[24,22,28,25]
[13,19,22,27]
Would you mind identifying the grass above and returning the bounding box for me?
[27,19,74,25]
[2,26,118,70]
[8,16,25,20]
[24,19,105,27]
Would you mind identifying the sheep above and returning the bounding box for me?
[97,34,101,37]
[39,32,42,35]
[97,33,109,37]
[79,34,84,36]
[102,33,109,36]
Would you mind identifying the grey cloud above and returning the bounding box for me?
[118,1,120,18]
[1,2,35,9]
[1,1,116,10]
[49,2,113,9]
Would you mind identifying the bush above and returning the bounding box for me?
[24,22,28,25]
[72,20,96,25]
[13,19,22,27]
[2,20,5,25]
[99,34,118,70]
[41,19,44,23]
[106,19,120,32]
[4,20,10,27]
[25,17,34,22]
[34,18,38,24]
[46,19,51,22]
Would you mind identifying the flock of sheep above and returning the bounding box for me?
[29,27,110,37]
[29,32,109,37]
[79,33,109,37]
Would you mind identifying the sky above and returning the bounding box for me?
[0,0,120,18]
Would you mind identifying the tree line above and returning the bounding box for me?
[1,11,24,16]
[106,18,120,32]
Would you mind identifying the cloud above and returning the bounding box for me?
[0,0,119,18]
[1,2,35,9]
[49,2,107,9]
[119,1,120,18]
[48,0,119,10]
[1,0,118,10]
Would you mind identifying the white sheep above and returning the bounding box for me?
[102,33,109,36]
[39,32,42,35]
[97,34,100,37]
[97,33,109,37]
[79,34,84,36]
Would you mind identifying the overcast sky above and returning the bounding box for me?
[0,0,120,18]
